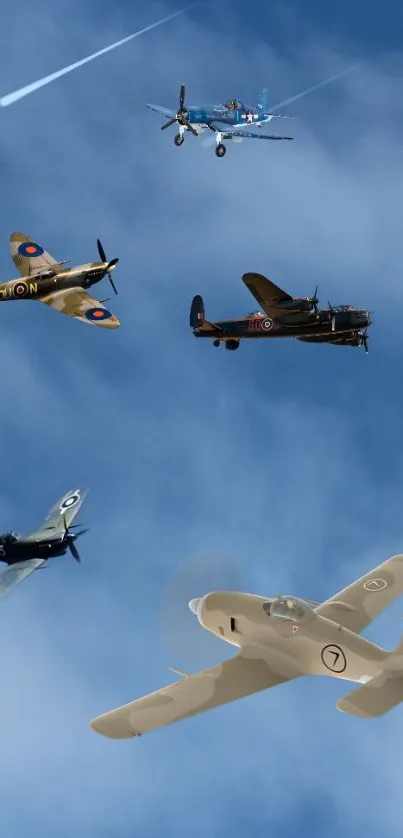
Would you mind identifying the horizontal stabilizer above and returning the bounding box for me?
[337,672,403,718]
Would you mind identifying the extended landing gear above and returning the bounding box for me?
[174,133,184,147]
[225,339,240,351]
[215,143,226,158]
[213,339,220,347]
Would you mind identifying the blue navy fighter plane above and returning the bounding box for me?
[146,84,293,157]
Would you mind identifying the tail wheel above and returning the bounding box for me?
[174,134,184,147]
[215,143,226,158]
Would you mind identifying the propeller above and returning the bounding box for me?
[97,239,119,295]
[309,285,319,313]
[161,83,198,137]
[160,550,246,670]
[328,300,336,331]
[63,516,88,564]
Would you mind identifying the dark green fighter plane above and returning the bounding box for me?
[0,489,88,596]
[190,272,371,352]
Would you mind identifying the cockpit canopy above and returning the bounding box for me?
[0,531,19,543]
[225,99,243,110]
[263,596,311,622]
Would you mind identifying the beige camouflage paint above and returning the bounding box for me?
[90,554,403,737]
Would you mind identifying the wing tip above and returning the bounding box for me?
[242,272,268,283]
[336,697,372,718]
[90,713,139,739]
[10,231,29,242]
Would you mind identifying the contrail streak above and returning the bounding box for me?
[201,63,360,147]
[269,64,361,112]
[0,6,192,107]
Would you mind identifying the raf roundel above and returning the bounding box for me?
[60,492,80,513]
[13,281,28,298]
[85,307,112,322]
[17,241,44,258]
[261,318,273,331]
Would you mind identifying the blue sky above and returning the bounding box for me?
[0,1,402,835]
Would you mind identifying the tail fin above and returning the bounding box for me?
[257,88,269,113]
[190,295,205,328]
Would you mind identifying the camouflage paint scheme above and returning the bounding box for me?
[90,554,403,738]
[0,488,87,595]
[190,272,371,351]
[0,232,120,328]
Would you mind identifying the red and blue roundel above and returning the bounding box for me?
[85,307,112,321]
[18,241,44,257]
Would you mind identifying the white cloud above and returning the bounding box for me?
[0,1,402,836]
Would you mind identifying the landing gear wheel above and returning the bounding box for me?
[225,340,239,351]
[174,134,184,147]
[215,143,226,158]
[213,339,220,347]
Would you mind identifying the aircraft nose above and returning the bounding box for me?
[189,598,201,615]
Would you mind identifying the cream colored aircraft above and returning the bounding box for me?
[91,553,403,738]
[0,232,120,328]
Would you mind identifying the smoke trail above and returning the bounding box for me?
[0,6,192,107]
[269,64,361,112]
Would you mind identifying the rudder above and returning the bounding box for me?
[190,295,205,328]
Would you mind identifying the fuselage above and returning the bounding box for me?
[194,308,371,340]
[0,534,68,564]
[0,261,113,302]
[187,104,271,130]
[193,591,388,684]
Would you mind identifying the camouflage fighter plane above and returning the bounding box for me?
[146,84,293,157]
[0,489,88,596]
[0,233,120,328]
[190,272,371,352]
[91,553,403,738]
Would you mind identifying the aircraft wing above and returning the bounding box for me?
[224,130,293,141]
[10,232,64,277]
[0,558,45,595]
[26,488,87,542]
[38,288,120,328]
[90,651,297,738]
[242,272,293,316]
[146,103,176,119]
[315,554,403,634]
[297,334,361,346]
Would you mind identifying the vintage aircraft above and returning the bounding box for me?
[146,84,293,157]
[190,272,371,352]
[91,552,403,738]
[0,232,120,328]
[0,488,88,595]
